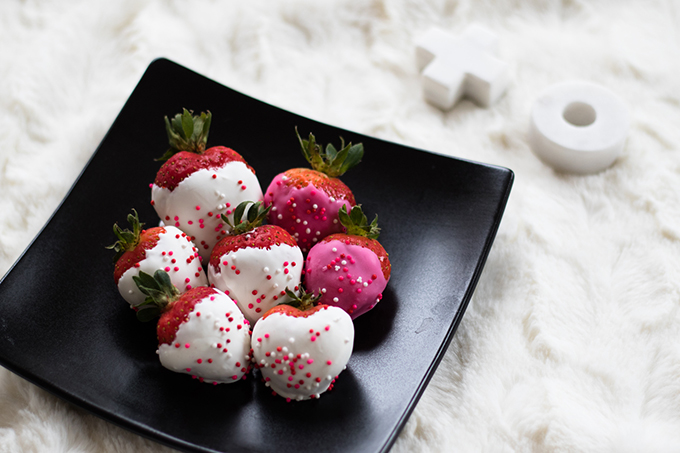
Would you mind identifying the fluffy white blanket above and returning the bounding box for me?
[2,0,680,451]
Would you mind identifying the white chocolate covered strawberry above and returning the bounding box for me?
[108,209,207,307]
[208,202,304,324]
[151,109,263,261]
[263,129,363,253]
[251,290,354,401]
[133,270,251,384]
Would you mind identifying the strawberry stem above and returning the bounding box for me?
[338,205,380,239]
[132,270,181,322]
[296,127,363,178]
[106,209,144,263]
[157,108,212,161]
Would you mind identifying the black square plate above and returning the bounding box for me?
[0,59,513,453]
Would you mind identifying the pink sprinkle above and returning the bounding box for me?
[338,288,344,293]
[257,338,262,342]
[357,288,362,293]
[196,206,201,210]
[310,336,316,342]
[197,359,203,364]
[307,359,314,364]
[278,370,284,375]
[186,285,192,290]
[327,360,332,365]
[265,333,270,339]
[325,326,330,331]
[185,343,190,348]
[185,278,190,283]
[174,216,179,221]
[288,376,294,381]
[164,266,170,272]
[298,364,304,369]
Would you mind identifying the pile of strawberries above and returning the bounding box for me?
[107,109,391,402]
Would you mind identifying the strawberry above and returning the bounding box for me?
[107,209,207,308]
[151,109,263,261]
[208,201,304,324]
[133,270,252,384]
[263,128,363,253]
[304,205,391,319]
[251,288,354,401]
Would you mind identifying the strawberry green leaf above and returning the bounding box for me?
[157,109,212,161]
[295,127,363,178]
[131,270,181,321]
[222,201,271,236]
[337,205,380,239]
[106,209,144,263]
[281,286,320,311]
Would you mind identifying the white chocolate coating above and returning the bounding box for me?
[208,243,304,324]
[116,226,207,307]
[251,306,354,401]
[151,163,263,261]
[157,290,251,384]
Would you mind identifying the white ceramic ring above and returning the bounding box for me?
[529,81,630,174]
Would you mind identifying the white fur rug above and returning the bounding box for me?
[2,0,680,451]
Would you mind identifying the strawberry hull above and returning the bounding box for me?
[208,227,304,324]
[264,171,354,253]
[304,237,389,319]
[151,162,263,261]
[115,226,207,307]
[157,288,251,384]
[251,305,354,401]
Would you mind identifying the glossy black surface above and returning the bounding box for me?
[0,59,513,453]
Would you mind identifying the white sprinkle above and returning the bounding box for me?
[313,204,318,209]
[333,219,338,224]
[321,288,327,293]
[128,289,133,294]
[272,206,277,211]
[294,233,300,237]
[333,297,339,302]
[277,214,283,220]
[263,267,270,272]
[332,247,337,252]
[282,175,288,181]
[329,197,336,202]
[345,338,350,343]
[303,220,308,225]
[296,218,301,223]
[335,266,341,271]
[313,238,318,242]
[292,203,297,207]
[305,228,311,234]
[282,347,289,353]
[273,283,279,289]
[341,260,347,265]
[363,282,368,287]
[289,337,295,343]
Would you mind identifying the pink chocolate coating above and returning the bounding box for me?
[304,239,388,319]
[264,173,352,253]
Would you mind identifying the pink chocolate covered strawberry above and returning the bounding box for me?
[133,270,252,384]
[151,109,263,261]
[108,209,207,308]
[251,289,354,401]
[208,201,304,324]
[304,205,391,319]
[263,129,363,253]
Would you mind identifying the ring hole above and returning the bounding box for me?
[563,102,597,127]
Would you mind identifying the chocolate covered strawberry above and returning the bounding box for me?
[108,209,207,308]
[251,289,354,401]
[263,129,363,253]
[151,109,263,261]
[304,205,390,319]
[208,201,304,324]
[133,270,251,384]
